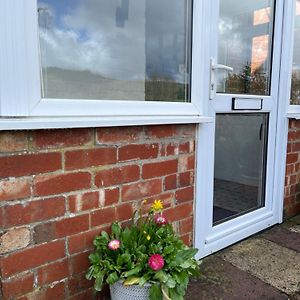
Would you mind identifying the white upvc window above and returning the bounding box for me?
[282,0,300,118]
[0,0,210,129]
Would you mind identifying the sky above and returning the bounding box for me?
[37,0,191,82]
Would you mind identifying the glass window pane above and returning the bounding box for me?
[213,114,268,225]
[291,0,300,105]
[37,0,192,102]
[217,0,275,95]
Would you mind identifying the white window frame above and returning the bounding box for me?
[0,0,212,129]
[281,0,300,118]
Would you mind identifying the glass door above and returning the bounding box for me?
[196,0,284,257]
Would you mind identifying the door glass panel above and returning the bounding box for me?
[217,0,275,95]
[37,0,192,102]
[213,114,268,225]
[291,0,300,105]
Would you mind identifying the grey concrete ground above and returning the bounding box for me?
[186,215,300,300]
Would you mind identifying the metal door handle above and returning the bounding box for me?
[210,58,233,99]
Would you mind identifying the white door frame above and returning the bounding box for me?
[194,0,289,258]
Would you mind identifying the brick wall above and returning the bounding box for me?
[284,119,300,218]
[0,125,196,300]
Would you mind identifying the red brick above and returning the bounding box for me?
[178,155,195,172]
[95,165,140,187]
[56,215,89,238]
[166,143,178,156]
[121,179,162,201]
[45,282,66,299]
[28,282,66,300]
[65,148,117,170]
[142,159,178,179]
[34,172,91,196]
[91,206,115,227]
[68,229,101,255]
[179,217,193,235]
[179,142,190,154]
[0,178,31,202]
[0,131,28,153]
[164,203,193,222]
[69,252,90,275]
[0,240,65,277]
[68,273,93,296]
[146,125,177,138]
[118,144,159,161]
[31,128,92,149]
[181,124,196,137]
[176,186,194,203]
[68,191,99,213]
[164,174,177,191]
[180,233,192,246]
[0,152,61,178]
[102,187,119,206]
[179,171,192,187]
[286,153,298,164]
[68,289,95,300]
[4,197,65,228]
[38,259,69,285]
[96,126,142,144]
[34,215,89,242]
[2,273,34,299]
[116,203,133,221]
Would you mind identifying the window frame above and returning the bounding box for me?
[281,0,300,118]
[0,0,211,128]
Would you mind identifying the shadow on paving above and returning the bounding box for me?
[186,214,300,300]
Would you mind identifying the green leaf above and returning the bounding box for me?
[149,283,163,300]
[123,276,140,286]
[169,288,184,300]
[86,266,94,280]
[153,270,168,283]
[111,223,121,237]
[124,265,142,277]
[166,277,176,289]
[101,231,110,240]
[94,273,104,291]
[106,272,119,285]
[175,248,198,265]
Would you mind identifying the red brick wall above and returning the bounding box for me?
[0,125,196,300]
[284,120,300,218]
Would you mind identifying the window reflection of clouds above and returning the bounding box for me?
[39,0,190,81]
[38,0,190,84]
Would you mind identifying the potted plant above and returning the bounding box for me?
[86,200,200,300]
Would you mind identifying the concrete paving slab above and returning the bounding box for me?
[186,257,289,300]
[262,226,300,252]
[289,225,300,234]
[221,238,300,295]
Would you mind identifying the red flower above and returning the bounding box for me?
[148,254,164,271]
[154,215,167,225]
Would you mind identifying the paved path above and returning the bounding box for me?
[186,215,300,300]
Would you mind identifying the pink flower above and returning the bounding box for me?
[154,215,167,225]
[148,254,164,271]
[108,239,121,250]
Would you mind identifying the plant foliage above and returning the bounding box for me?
[86,200,200,300]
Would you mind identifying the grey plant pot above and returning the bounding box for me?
[109,280,151,300]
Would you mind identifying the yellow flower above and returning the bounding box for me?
[142,199,147,204]
[152,200,163,211]
[147,235,151,240]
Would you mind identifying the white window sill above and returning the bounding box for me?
[286,113,300,119]
[0,115,213,130]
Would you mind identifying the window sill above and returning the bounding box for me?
[0,115,213,130]
[286,113,300,120]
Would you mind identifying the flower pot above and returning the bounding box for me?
[110,280,151,300]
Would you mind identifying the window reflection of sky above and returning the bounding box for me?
[37,0,190,84]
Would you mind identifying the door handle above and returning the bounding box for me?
[210,58,233,100]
